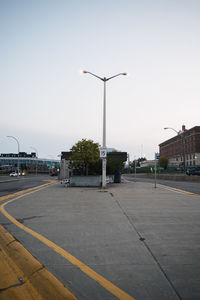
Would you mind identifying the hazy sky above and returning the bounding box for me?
[1,0,200,160]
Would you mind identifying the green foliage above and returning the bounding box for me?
[159,157,168,170]
[107,157,124,174]
[70,139,100,175]
[69,139,126,176]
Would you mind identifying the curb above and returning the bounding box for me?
[0,225,78,300]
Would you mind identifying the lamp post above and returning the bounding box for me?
[81,70,128,188]
[134,156,137,182]
[164,127,185,172]
[30,146,38,176]
[7,135,20,177]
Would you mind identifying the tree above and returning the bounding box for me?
[159,157,168,170]
[107,157,124,174]
[70,139,100,175]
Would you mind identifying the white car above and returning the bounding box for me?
[10,172,18,177]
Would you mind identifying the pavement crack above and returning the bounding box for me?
[29,265,45,277]
[0,278,24,292]
[6,239,16,246]
[16,216,43,224]
[0,222,11,226]
[113,197,182,300]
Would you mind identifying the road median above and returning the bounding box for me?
[0,225,78,300]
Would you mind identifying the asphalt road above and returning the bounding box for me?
[124,175,200,195]
[1,174,199,197]
[0,174,56,197]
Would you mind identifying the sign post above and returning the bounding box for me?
[100,148,107,187]
[100,147,107,159]
[154,153,160,188]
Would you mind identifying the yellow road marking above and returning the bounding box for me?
[0,184,135,300]
[157,183,200,196]
[125,177,200,197]
[0,180,56,202]
[0,223,78,300]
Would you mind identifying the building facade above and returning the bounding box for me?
[159,125,200,168]
[0,152,60,174]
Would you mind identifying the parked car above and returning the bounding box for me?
[186,167,200,176]
[10,172,18,177]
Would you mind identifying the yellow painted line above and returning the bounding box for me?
[0,185,135,300]
[125,177,200,197]
[0,180,56,202]
[0,224,78,300]
[157,183,200,196]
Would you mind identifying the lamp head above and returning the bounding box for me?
[80,70,87,74]
[122,72,128,76]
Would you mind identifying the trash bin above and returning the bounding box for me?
[114,171,121,183]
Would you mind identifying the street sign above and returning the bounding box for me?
[100,148,107,158]
[155,153,160,160]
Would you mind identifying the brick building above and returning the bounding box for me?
[159,125,200,168]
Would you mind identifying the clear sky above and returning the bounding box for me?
[1,0,200,160]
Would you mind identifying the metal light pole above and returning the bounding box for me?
[81,70,128,188]
[134,157,137,182]
[7,135,20,177]
[30,146,38,176]
[164,127,186,172]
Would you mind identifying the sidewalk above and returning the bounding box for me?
[1,180,200,299]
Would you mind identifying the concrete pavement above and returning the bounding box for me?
[0,179,200,299]
[0,181,78,300]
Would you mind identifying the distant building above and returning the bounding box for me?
[159,125,200,167]
[0,152,36,158]
[0,152,60,174]
[140,160,155,168]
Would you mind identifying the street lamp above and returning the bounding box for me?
[30,146,38,176]
[7,135,20,177]
[81,70,128,188]
[164,127,185,172]
[164,127,179,135]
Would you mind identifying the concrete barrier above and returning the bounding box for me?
[69,176,102,187]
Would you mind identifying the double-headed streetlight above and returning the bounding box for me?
[164,127,185,172]
[7,135,20,177]
[81,70,128,188]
